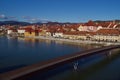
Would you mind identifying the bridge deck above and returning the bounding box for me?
[0,45,120,80]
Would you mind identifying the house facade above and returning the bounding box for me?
[93,29,120,42]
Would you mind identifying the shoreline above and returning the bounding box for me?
[24,36,120,46]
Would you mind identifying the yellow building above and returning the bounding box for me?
[24,29,35,37]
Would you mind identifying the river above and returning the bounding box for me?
[0,36,120,80]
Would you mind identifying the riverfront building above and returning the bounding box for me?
[5,20,120,42]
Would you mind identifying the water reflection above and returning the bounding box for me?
[18,37,52,46]
[19,49,120,80]
[0,37,86,73]
[17,37,102,50]
[1,37,120,80]
[54,40,102,50]
[48,49,120,80]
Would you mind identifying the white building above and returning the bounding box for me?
[17,29,25,34]
[7,29,13,34]
[17,28,25,36]
[53,32,63,38]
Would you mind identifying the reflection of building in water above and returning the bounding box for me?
[38,39,52,45]
[38,39,46,43]
[18,37,25,41]
[55,40,64,44]
[55,41,101,50]
[45,40,52,44]
[24,38,35,43]
[24,38,36,47]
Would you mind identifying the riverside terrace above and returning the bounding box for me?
[0,45,120,80]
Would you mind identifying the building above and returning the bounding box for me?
[94,29,120,42]
[17,28,25,36]
[24,28,35,37]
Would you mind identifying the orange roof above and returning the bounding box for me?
[38,29,42,32]
[25,28,35,32]
[12,29,17,32]
[18,28,25,30]
[84,20,97,26]
[96,29,120,35]
[98,22,110,28]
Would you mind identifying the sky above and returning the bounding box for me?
[0,0,120,23]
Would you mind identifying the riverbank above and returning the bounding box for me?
[24,36,120,46]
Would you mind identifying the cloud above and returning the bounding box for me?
[22,16,50,23]
[0,14,5,18]
[22,16,38,23]
[22,16,32,19]
[28,18,39,23]
[0,14,7,19]
[0,14,17,20]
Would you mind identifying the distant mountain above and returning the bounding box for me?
[0,20,120,26]
[0,21,30,26]
[25,21,77,26]
[94,20,120,23]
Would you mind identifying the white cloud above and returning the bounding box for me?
[0,14,6,19]
[0,14,17,20]
[22,16,50,23]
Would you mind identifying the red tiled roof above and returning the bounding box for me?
[38,29,42,32]
[25,28,35,32]
[96,29,120,35]
[18,28,25,30]
[98,22,110,28]
[84,20,97,26]
[13,29,17,32]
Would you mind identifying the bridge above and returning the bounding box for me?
[0,45,120,80]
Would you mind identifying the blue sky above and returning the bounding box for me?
[0,0,120,22]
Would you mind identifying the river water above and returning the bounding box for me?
[0,36,120,80]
